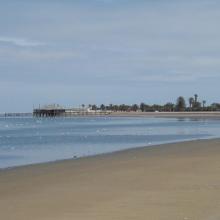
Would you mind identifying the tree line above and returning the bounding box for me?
[86,94,220,112]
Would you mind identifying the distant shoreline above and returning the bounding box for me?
[110,111,220,118]
[0,137,218,171]
[1,111,220,118]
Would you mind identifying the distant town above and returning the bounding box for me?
[78,94,219,112]
[1,94,220,117]
[31,94,220,117]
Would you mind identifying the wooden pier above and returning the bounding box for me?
[0,113,32,117]
[33,109,65,117]
[33,105,111,117]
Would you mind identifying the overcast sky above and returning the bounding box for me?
[0,0,220,112]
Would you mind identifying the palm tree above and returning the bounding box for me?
[176,96,186,112]
[131,104,139,112]
[92,105,97,110]
[100,104,105,111]
[164,102,175,112]
[189,97,194,110]
[202,100,206,109]
[140,103,145,112]
[194,94,198,103]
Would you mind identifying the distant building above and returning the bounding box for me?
[33,104,111,117]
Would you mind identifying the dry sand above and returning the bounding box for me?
[1,139,220,220]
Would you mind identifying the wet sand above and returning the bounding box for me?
[1,139,220,220]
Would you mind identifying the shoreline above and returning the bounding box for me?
[1,111,220,118]
[1,138,220,219]
[110,111,220,118]
[0,136,217,171]
[1,114,220,170]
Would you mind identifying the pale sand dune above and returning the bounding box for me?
[1,139,220,219]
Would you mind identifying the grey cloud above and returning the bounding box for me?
[0,0,220,111]
[0,37,44,47]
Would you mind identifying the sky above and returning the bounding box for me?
[0,0,220,112]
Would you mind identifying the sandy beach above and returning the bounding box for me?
[1,139,220,220]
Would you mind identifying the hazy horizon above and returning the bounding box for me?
[0,0,220,112]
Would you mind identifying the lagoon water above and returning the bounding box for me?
[0,116,220,169]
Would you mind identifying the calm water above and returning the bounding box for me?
[0,116,220,169]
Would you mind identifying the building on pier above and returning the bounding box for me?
[33,104,111,117]
[33,104,65,117]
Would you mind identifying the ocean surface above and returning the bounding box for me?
[0,116,220,169]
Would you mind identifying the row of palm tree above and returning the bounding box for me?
[188,94,206,111]
[82,94,219,112]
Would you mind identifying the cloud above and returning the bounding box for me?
[132,71,219,83]
[0,37,44,47]
[0,47,81,63]
[0,0,220,111]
